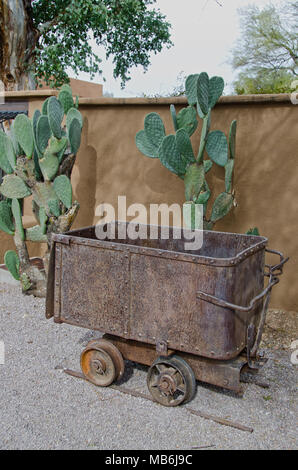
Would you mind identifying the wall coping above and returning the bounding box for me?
[2,90,292,106]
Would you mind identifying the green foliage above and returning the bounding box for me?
[42,97,50,115]
[176,107,198,137]
[184,164,205,202]
[136,113,165,159]
[206,131,228,167]
[136,72,237,229]
[0,85,83,290]
[231,3,297,94]
[48,97,64,139]
[39,151,59,181]
[246,227,260,236]
[36,115,52,154]
[48,198,61,217]
[53,175,72,209]
[0,175,32,199]
[32,0,172,89]
[39,207,48,234]
[66,108,83,130]
[26,225,48,242]
[211,192,234,223]
[175,129,195,165]
[14,114,34,158]
[58,90,74,115]
[159,135,186,177]
[0,131,14,174]
[234,70,295,95]
[68,118,82,154]
[0,200,14,235]
[12,199,25,241]
[20,272,32,291]
[4,251,20,281]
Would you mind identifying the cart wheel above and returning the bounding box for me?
[147,355,196,407]
[81,339,124,386]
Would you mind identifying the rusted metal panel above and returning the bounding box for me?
[47,224,270,360]
[57,241,130,335]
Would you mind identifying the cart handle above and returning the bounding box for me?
[265,248,289,277]
[197,275,279,312]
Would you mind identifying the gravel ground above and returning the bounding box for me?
[0,282,297,450]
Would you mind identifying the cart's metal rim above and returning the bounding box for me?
[51,227,268,268]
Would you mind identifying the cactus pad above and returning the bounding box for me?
[0,200,14,235]
[58,90,74,114]
[39,151,59,181]
[42,97,50,115]
[48,198,61,217]
[176,106,198,137]
[225,159,234,193]
[12,199,25,241]
[68,117,82,154]
[4,250,20,280]
[185,74,199,106]
[203,160,213,173]
[26,225,48,243]
[211,192,233,222]
[14,114,34,158]
[135,130,159,158]
[197,189,211,205]
[48,97,64,139]
[206,131,228,167]
[0,131,14,174]
[175,128,195,164]
[48,136,68,155]
[39,207,48,234]
[197,72,210,116]
[170,104,178,132]
[208,76,224,109]
[66,108,83,130]
[0,175,31,199]
[144,113,165,149]
[229,120,237,159]
[246,227,260,236]
[184,164,205,201]
[53,175,72,209]
[36,115,52,154]
[159,135,186,176]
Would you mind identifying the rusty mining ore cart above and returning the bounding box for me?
[46,223,288,406]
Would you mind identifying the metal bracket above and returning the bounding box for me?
[156,341,168,355]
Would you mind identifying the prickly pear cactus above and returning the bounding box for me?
[0,84,83,296]
[136,72,237,230]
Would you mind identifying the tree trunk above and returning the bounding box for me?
[0,0,38,91]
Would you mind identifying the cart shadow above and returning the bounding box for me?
[115,361,148,385]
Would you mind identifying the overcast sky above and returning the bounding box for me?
[70,0,284,97]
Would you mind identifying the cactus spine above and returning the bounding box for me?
[136,72,237,229]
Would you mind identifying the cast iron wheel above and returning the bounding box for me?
[80,339,124,386]
[147,355,196,407]
[85,339,125,381]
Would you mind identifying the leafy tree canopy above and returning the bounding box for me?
[31,0,172,88]
[231,1,298,94]
[234,70,295,95]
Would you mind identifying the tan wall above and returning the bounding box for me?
[1,92,297,311]
[40,78,103,98]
